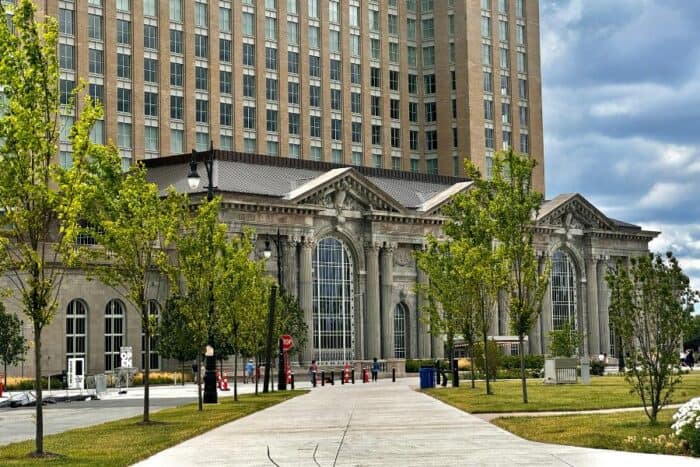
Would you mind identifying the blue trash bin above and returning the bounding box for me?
[419,367,436,389]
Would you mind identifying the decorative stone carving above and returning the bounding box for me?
[544,199,611,231]
[393,248,414,267]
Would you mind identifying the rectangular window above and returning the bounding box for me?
[308,0,319,18]
[308,25,319,48]
[331,119,342,141]
[409,130,419,150]
[500,47,509,69]
[220,103,232,126]
[117,87,131,113]
[499,20,508,42]
[516,0,524,17]
[288,143,300,158]
[220,39,232,62]
[371,125,381,145]
[288,82,299,104]
[88,14,103,40]
[195,34,208,58]
[310,115,321,137]
[266,47,277,70]
[243,75,255,97]
[484,71,493,93]
[59,9,74,35]
[519,105,528,126]
[422,18,434,40]
[484,99,493,120]
[520,133,529,153]
[352,151,362,166]
[243,44,255,66]
[407,18,416,40]
[391,128,400,148]
[288,21,298,45]
[194,3,208,27]
[351,92,361,113]
[350,34,360,57]
[371,67,381,88]
[170,29,183,54]
[409,102,418,122]
[221,134,232,150]
[219,7,231,32]
[516,24,525,45]
[89,83,104,104]
[170,0,183,22]
[288,51,299,74]
[502,130,512,149]
[288,0,298,15]
[502,102,511,123]
[144,58,158,83]
[390,99,400,120]
[144,125,158,152]
[369,10,379,32]
[309,55,320,77]
[243,13,255,36]
[243,106,256,129]
[329,30,340,52]
[309,85,321,107]
[517,52,527,73]
[143,0,157,16]
[170,129,183,153]
[195,66,208,90]
[59,44,74,70]
[144,24,158,50]
[500,75,510,96]
[195,99,208,123]
[170,95,183,119]
[389,43,399,64]
[144,92,158,117]
[266,78,278,101]
[265,17,277,40]
[349,5,359,27]
[351,122,362,143]
[424,74,436,94]
[371,96,381,117]
[425,102,436,122]
[389,70,399,92]
[329,59,342,81]
[116,19,131,45]
[117,122,132,148]
[351,64,361,84]
[371,39,380,60]
[288,112,300,135]
[408,74,417,94]
[220,70,232,94]
[89,121,104,148]
[485,127,494,149]
[388,14,398,35]
[518,78,528,99]
[330,89,341,111]
[482,44,492,65]
[267,109,277,132]
[410,159,419,172]
[425,130,437,151]
[329,0,339,22]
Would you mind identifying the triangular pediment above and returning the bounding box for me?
[283,168,404,213]
[416,181,474,216]
[537,193,614,230]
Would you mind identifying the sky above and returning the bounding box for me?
[540,0,700,300]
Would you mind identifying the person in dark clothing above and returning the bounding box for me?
[371,357,380,382]
[686,350,695,368]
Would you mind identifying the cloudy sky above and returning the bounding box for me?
[540,0,700,300]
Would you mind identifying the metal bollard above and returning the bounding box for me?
[291,373,295,390]
[351,370,355,384]
[312,372,317,387]
[330,371,335,385]
[341,371,345,384]
[321,370,325,386]
[452,368,459,388]
[392,368,396,382]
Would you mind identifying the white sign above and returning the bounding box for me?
[120,346,133,369]
[67,357,85,390]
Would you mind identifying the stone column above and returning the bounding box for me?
[380,245,395,359]
[299,238,314,364]
[598,258,611,356]
[416,266,431,359]
[579,278,589,356]
[431,306,445,359]
[283,238,298,298]
[586,257,600,355]
[365,243,381,360]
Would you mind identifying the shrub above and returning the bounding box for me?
[590,359,605,376]
[472,341,502,380]
[132,371,192,386]
[622,434,686,455]
[405,359,446,373]
[672,397,700,456]
[500,354,544,370]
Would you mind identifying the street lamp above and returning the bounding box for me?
[262,230,284,392]
[187,145,218,404]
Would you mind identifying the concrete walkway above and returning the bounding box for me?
[135,378,698,467]
[475,404,684,422]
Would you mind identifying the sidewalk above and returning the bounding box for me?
[135,377,699,467]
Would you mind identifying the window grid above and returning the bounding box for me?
[104,299,125,371]
[550,250,577,331]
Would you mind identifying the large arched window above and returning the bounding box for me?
[141,300,161,370]
[394,303,407,358]
[66,299,88,365]
[104,299,125,371]
[313,237,354,363]
[550,250,577,331]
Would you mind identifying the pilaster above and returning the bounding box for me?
[365,242,381,360]
[380,244,395,359]
[299,238,314,364]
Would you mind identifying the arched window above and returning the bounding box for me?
[313,237,355,363]
[66,299,88,365]
[104,299,125,371]
[550,250,577,331]
[141,300,161,370]
[394,303,407,358]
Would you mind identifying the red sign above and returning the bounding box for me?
[281,335,294,351]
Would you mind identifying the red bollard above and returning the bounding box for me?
[362,367,369,383]
[0,381,3,397]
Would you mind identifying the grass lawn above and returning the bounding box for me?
[425,373,700,413]
[0,390,305,466]
[493,410,679,454]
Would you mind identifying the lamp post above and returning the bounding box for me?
[262,230,283,392]
[187,145,218,404]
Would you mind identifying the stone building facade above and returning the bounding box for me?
[1,151,656,377]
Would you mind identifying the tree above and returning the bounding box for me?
[157,296,199,385]
[548,320,582,358]
[0,303,27,388]
[0,0,114,454]
[489,149,550,404]
[606,252,698,424]
[684,314,700,351]
[89,166,180,423]
[275,292,308,360]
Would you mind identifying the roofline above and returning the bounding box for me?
[142,149,470,185]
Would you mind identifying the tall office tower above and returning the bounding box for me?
[38,0,543,191]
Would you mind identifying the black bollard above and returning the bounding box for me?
[341,371,345,384]
[330,371,335,385]
[312,371,317,387]
[452,368,459,388]
[351,370,355,384]
[291,373,295,390]
[321,370,325,386]
[392,368,396,382]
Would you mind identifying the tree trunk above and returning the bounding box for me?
[233,353,238,402]
[254,355,259,396]
[469,339,476,389]
[181,361,185,386]
[484,330,491,395]
[197,353,203,411]
[3,361,6,389]
[143,304,151,423]
[34,324,44,455]
[519,335,528,404]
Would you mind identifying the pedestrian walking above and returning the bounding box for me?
[245,359,254,384]
[309,360,318,387]
[371,357,380,382]
[686,350,695,368]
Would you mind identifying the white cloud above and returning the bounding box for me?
[639,182,696,209]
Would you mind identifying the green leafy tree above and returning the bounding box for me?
[548,320,582,358]
[0,303,27,388]
[684,315,700,350]
[89,166,180,423]
[275,292,308,360]
[489,149,550,404]
[606,252,698,424]
[0,0,115,454]
[157,296,199,385]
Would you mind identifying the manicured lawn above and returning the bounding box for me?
[425,373,700,413]
[493,410,678,453]
[0,391,305,466]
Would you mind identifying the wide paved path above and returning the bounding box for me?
[135,378,698,467]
